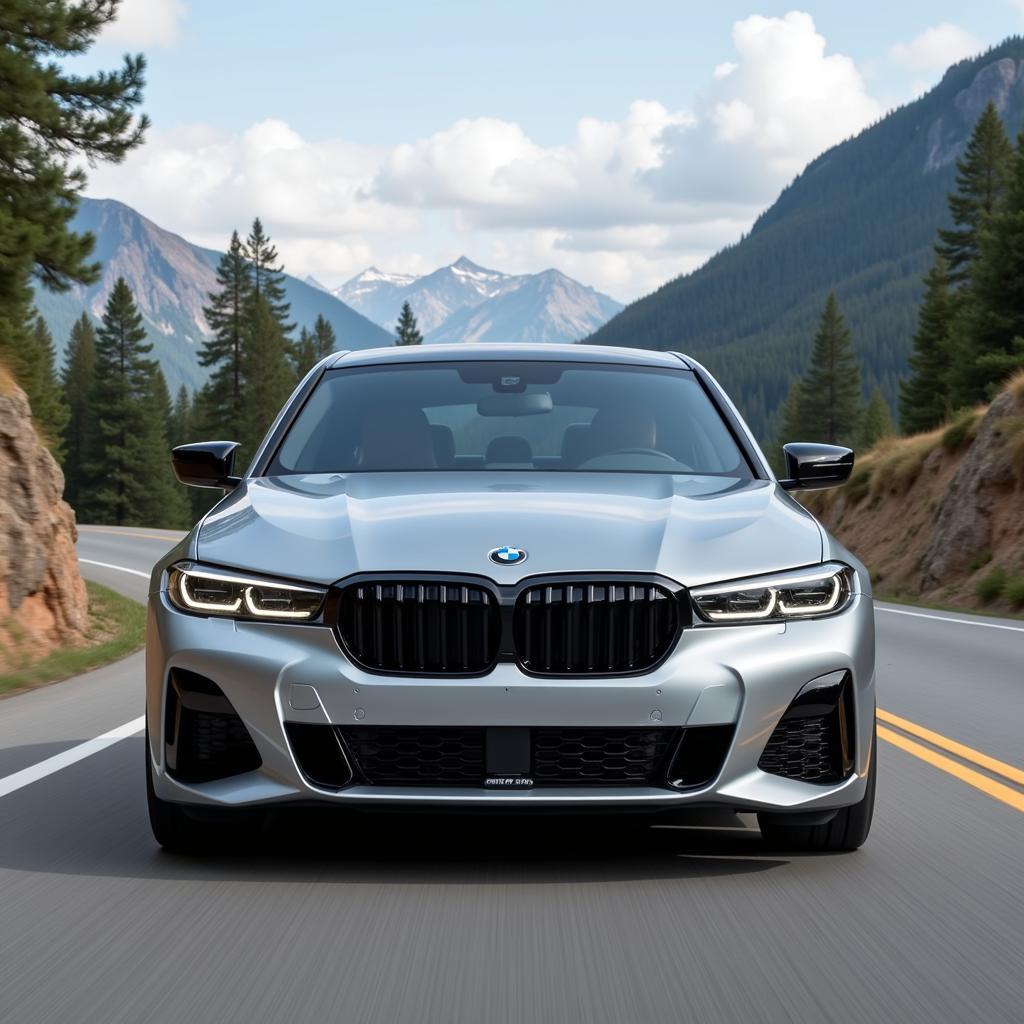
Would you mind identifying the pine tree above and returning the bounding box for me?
[291,315,338,377]
[0,1,148,398]
[60,314,97,509]
[395,302,423,346]
[198,231,251,439]
[238,295,296,461]
[291,326,318,379]
[82,278,167,525]
[936,102,1013,288]
[860,388,896,449]
[169,385,193,449]
[131,366,187,527]
[794,293,862,446]
[312,314,337,359]
[958,132,1024,402]
[900,254,956,432]
[21,316,69,456]
[778,378,810,442]
[243,218,292,329]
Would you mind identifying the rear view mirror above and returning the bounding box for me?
[477,392,553,417]
[172,441,242,489]
[779,442,854,491]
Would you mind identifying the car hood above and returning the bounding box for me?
[195,472,823,588]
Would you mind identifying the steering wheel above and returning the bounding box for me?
[582,448,695,472]
[598,450,679,462]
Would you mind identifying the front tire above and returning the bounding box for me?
[145,724,256,853]
[758,725,877,853]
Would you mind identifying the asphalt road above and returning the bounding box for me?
[0,525,1021,1023]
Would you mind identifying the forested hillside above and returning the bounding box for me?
[589,38,1024,439]
[33,198,391,395]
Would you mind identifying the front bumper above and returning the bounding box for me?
[146,592,875,812]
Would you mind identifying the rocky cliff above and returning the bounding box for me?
[805,373,1024,612]
[0,372,88,671]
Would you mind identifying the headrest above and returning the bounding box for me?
[485,435,533,464]
[430,424,456,467]
[560,422,591,467]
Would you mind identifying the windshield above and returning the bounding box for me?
[267,361,752,477]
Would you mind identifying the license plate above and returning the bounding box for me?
[484,776,534,789]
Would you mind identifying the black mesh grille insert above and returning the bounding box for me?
[339,726,485,785]
[165,670,262,784]
[758,715,839,783]
[514,582,680,675]
[338,726,677,787]
[758,673,855,785]
[532,727,676,784]
[337,581,500,675]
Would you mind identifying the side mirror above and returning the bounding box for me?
[171,441,242,489]
[779,442,854,491]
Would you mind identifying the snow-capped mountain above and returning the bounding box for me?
[336,257,516,334]
[427,269,625,345]
[302,274,330,292]
[336,256,622,343]
[334,266,419,326]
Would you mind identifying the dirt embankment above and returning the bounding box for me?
[804,373,1024,614]
[0,372,88,670]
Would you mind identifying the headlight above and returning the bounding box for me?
[167,563,327,622]
[690,563,854,624]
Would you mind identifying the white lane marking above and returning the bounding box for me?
[876,605,1024,634]
[0,716,145,800]
[78,558,150,580]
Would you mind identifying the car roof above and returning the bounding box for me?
[329,343,693,370]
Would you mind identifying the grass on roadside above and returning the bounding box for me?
[876,589,1024,622]
[0,581,146,697]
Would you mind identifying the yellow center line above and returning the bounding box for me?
[877,708,1024,787]
[877,726,1024,814]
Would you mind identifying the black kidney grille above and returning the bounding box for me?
[338,581,500,674]
[515,582,679,674]
[532,727,676,784]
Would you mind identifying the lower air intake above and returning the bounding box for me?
[337,726,678,787]
[758,672,855,785]
[164,669,261,783]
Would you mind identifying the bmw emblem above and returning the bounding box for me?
[489,545,528,566]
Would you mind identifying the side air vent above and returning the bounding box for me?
[758,671,855,785]
[336,580,500,676]
[285,723,353,789]
[164,669,262,783]
[665,725,736,789]
[514,581,681,675]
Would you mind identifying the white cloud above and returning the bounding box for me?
[889,23,982,70]
[648,11,881,204]
[100,0,188,47]
[374,101,695,230]
[85,10,885,301]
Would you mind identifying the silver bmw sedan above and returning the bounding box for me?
[147,344,875,853]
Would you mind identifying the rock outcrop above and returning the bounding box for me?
[919,386,1023,588]
[0,377,88,671]
[805,375,1024,612]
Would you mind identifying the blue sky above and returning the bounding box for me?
[84,1,1024,299]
